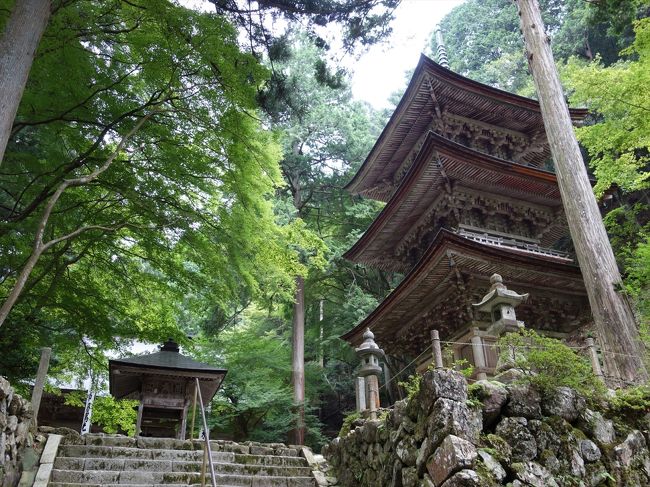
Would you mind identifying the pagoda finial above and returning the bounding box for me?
[435,25,450,69]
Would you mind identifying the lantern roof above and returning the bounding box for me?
[472,274,529,312]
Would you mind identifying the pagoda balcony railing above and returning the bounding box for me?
[458,228,572,261]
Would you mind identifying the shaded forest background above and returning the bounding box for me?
[0,0,649,448]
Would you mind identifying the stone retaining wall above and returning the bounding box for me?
[323,369,650,486]
[0,377,34,487]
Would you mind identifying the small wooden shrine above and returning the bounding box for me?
[342,53,593,379]
[109,339,227,439]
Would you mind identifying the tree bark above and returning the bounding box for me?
[289,274,306,444]
[0,0,51,166]
[514,0,648,385]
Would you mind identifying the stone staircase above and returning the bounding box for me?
[46,434,319,486]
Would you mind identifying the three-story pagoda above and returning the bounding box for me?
[342,54,592,376]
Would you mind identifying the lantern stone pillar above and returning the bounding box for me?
[355,329,384,419]
[470,328,488,381]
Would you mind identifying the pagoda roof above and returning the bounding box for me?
[346,54,588,201]
[341,229,586,351]
[109,341,227,405]
[344,131,570,272]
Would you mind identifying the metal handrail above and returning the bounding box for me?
[195,378,217,487]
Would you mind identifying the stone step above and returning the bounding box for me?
[81,436,299,457]
[49,484,239,487]
[58,445,308,467]
[53,457,312,477]
[49,484,246,487]
[50,469,316,486]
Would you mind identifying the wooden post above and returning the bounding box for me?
[514,0,648,384]
[31,347,51,426]
[383,362,395,405]
[431,330,443,369]
[289,275,305,445]
[190,384,198,441]
[179,401,188,440]
[200,442,207,487]
[135,400,144,437]
[586,337,605,381]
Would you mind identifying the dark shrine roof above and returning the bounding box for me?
[346,54,588,201]
[110,350,226,375]
[341,229,586,350]
[109,340,227,404]
[344,131,570,272]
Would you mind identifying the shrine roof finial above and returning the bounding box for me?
[161,338,180,353]
[435,25,450,69]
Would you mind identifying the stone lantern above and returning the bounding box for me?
[355,329,384,418]
[472,274,528,337]
[473,274,528,380]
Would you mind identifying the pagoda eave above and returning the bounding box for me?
[346,54,588,199]
[344,131,571,271]
[341,229,587,354]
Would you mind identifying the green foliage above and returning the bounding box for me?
[338,411,360,437]
[566,18,650,197]
[64,392,138,435]
[91,396,139,436]
[498,329,606,399]
[0,0,308,381]
[452,358,475,379]
[211,0,400,54]
[610,384,650,416]
[467,383,484,409]
[398,373,421,402]
[435,0,628,95]
[565,16,650,333]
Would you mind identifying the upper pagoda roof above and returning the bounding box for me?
[346,54,588,201]
[344,131,570,272]
[341,229,587,353]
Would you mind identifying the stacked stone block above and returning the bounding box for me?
[0,377,34,487]
[323,369,650,486]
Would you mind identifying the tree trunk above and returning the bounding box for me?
[0,0,51,166]
[319,299,324,368]
[514,0,648,385]
[289,275,306,444]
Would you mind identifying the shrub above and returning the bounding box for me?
[497,329,606,400]
[610,384,650,416]
[338,411,360,437]
[398,373,422,402]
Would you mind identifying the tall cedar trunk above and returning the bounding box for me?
[289,275,306,444]
[0,0,51,166]
[515,0,648,385]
